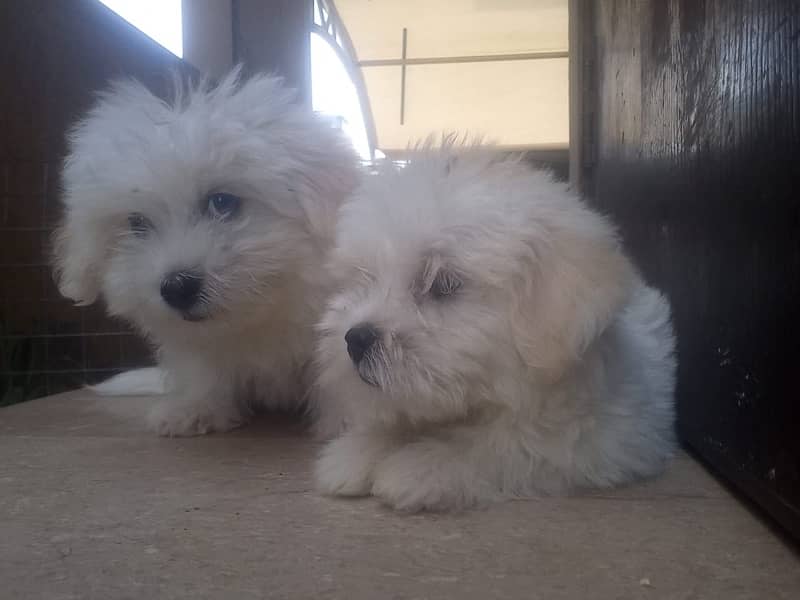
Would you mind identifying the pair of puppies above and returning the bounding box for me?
[55,72,676,511]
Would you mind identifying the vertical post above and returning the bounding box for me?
[400,27,407,125]
[568,0,584,193]
[231,0,312,108]
[181,0,234,80]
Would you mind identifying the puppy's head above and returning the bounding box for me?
[53,69,359,338]
[317,146,635,425]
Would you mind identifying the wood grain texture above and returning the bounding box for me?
[588,0,800,540]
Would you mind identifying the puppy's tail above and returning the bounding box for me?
[89,367,169,396]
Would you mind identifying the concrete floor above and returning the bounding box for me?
[1,391,798,599]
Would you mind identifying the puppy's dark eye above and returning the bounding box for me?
[128,213,153,236]
[206,192,241,220]
[430,270,462,300]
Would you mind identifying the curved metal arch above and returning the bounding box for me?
[312,0,378,160]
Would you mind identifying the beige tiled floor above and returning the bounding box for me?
[1,391,798,599]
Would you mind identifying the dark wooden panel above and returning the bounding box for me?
[589,0,800,539]
[0,0,189,160]
[0,0,192,402]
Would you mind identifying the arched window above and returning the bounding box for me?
[312,0,569,162]
[311,0,377,161]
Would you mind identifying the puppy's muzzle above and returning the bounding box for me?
[160,270,204,314]
[345,324,379,364]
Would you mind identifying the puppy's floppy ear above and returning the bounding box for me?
[509,208,636,379]
[52,207,108,306]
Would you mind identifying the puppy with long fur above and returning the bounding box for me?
[54,70,359,436]
[314,143,676,511]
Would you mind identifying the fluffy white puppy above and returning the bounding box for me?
[54,69,359,436]
[314,143,676,511]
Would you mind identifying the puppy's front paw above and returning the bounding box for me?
[148,400,245,437]
[310,403,349,441]
[315,433,394,497]
[372,442,493,512]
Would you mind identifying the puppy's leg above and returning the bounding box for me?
[371,425,507,512]
[308,392,350,441]
[315,430,399,496]
[148,360,247,436]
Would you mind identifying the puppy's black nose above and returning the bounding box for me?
[160,271,203,311]
[345,324,379,364]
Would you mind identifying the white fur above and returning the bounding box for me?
[89,367,167,395]
[54,68,360,436]
[313,142,677,511]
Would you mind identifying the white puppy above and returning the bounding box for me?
[314,143,676,511]
[54,69,360,436]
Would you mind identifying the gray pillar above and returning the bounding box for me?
[181,0,234,80]
[232,0,312,107]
